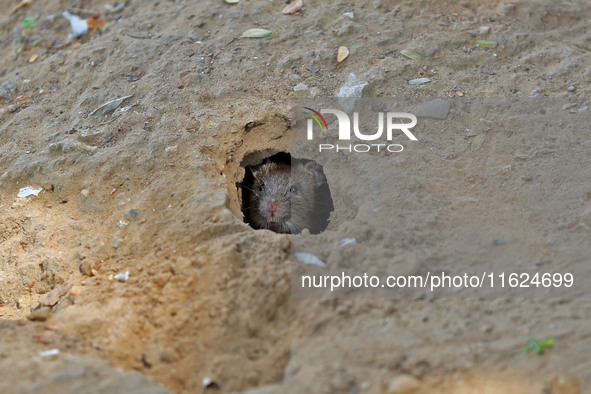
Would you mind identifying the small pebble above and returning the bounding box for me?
[479,26,490,34]
[17,186,43,198]
[535,259,551,267]
[343,11,354,18]
[562,103,577,110]
[295,252,326,267]
[567,85,575,92]
[39,348,60,357]
[335,238,356,248]
[27,307,51,321]
[70,286,83,296]
[115,270,130,282]
[0,80,17,101]
[293,83,308,91]
[409,77,431,85]
[387,375,421,394]
[79,260,95,277]
[493,238,503,245]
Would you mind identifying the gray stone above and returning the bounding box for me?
[49,140,97,154]
[27,306,51,321]
[293,83,308,91]
[39,286,67,307]
[0,81,17,101]
[479,26,490,34]
[415,98,451,119]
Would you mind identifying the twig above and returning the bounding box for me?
[66,0,82,10]
[66,7,99,15]
[212,37,236,58]
[125,32,152,39]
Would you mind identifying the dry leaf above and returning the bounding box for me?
[466,124,488,137]
[241,28,272,38]
[400,49,423,61]
[473,105,489,120]
[87,16,108,31]
[282,0,303,14]
[471,40,497,48]
[28,54,38,63]
[337,46,349,63]
[471,133,485,150]
[11,0,34,14]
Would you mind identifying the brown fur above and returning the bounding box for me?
[248,162,326,234]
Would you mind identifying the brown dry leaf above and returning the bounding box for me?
[28,54,38,63]
[11,0,34,14]
[282,0,303,14]
[337,46,349,63]
[87,16,108,32]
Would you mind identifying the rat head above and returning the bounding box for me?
[249,161,327,234]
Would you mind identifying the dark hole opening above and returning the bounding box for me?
[240,152,334,234]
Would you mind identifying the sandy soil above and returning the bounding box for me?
[0,0,590,393]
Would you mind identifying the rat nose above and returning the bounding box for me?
[267,200,280,214]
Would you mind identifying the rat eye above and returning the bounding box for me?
[258,183,265,192]
[290,185,298,194]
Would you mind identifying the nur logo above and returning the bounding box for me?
[302,107,418,153]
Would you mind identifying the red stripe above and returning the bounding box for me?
[304,107,328,130]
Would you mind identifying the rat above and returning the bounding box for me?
[248,161,327,234]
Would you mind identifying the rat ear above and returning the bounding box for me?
[249,166,259,179]
[250,164,265,179]
[303,161,327,188]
